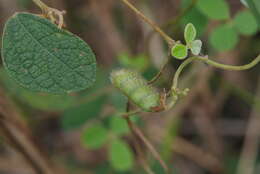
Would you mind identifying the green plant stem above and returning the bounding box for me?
[119,0,175,45]
[172,54,260,91]
[122,109,141,118]
[204,55,260,71]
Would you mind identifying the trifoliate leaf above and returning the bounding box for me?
[209,24,238,51]
[109,139,134,171]
[234,11,258,35]
[81,124,108,149]
[197,0,230,20]
[190,40,202,55]
[2,12,96,94]
[184,23,196,43]
[171,44,188,60]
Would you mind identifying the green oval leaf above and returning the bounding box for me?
[109,115,129,136]
[190,39,202,55]
[171,44,188,60]
[2,12,96,94]
[109,139,134,171]
[209,24,238,51]
[197,0,230,20]
[234,11,258,35]
[184,23,196,43]
[81,123,108,149]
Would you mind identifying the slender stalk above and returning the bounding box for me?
[125,117,156,174]
[172,54,260,91]
[144,0,197,53]
[32,0,65,28]
[125,117,169,173]
[172,57,196,90]
[237,77,260,174]
[119,0,175,45]
[204,55,260,71]
[32,0,50,12]
[236,77,260,174]
[148,56,170,84]
[122,109,141,118]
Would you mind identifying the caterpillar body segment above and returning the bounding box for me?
[110,69,163,112]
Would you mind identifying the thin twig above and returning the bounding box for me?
[144,0,197,53]
[124,101,155,174]
[32,0,65,28]
[236,77,260,174]
[119,0,175,46]
[148,56,170,85]
[125,117,169,173]
[0,88,57,174]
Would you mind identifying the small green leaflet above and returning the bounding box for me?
[109,139,134,171]
[209,24,238,51]
[2,12,96,94]
[109,115,129,136]
[171,44,188,60]
[190,39,202,55]
[234,10,258,35]
[184,23,197,44]
[81,123,108,149]
[184,23,202,56]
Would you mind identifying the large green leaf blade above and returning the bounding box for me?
[2,12,96,94]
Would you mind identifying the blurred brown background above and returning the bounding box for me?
[0,0,259,174]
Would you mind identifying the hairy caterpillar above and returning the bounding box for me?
[110,69,165,112]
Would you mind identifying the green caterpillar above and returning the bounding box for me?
[110,69,163,112]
